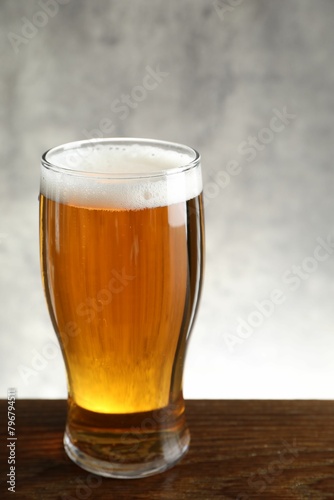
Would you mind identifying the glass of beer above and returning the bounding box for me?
[39,138,204,478]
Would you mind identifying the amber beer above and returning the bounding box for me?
[39,139,204,478]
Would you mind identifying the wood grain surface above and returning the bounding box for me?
[1,399,334,499]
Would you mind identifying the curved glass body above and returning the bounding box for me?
[39,138,205,478]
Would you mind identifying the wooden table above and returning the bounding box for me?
[1,400,334,499]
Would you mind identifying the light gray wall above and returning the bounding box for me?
[1,0,334,399]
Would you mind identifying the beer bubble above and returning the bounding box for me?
[144,191,152,200]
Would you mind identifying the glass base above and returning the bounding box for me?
[64,427,190,479]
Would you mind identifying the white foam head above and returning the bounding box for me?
[41,139,202,210]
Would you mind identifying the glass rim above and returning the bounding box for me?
[41,137,201,179]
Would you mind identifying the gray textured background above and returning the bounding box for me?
[1,0,334,399]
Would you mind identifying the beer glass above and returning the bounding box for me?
[39,138,204,478]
